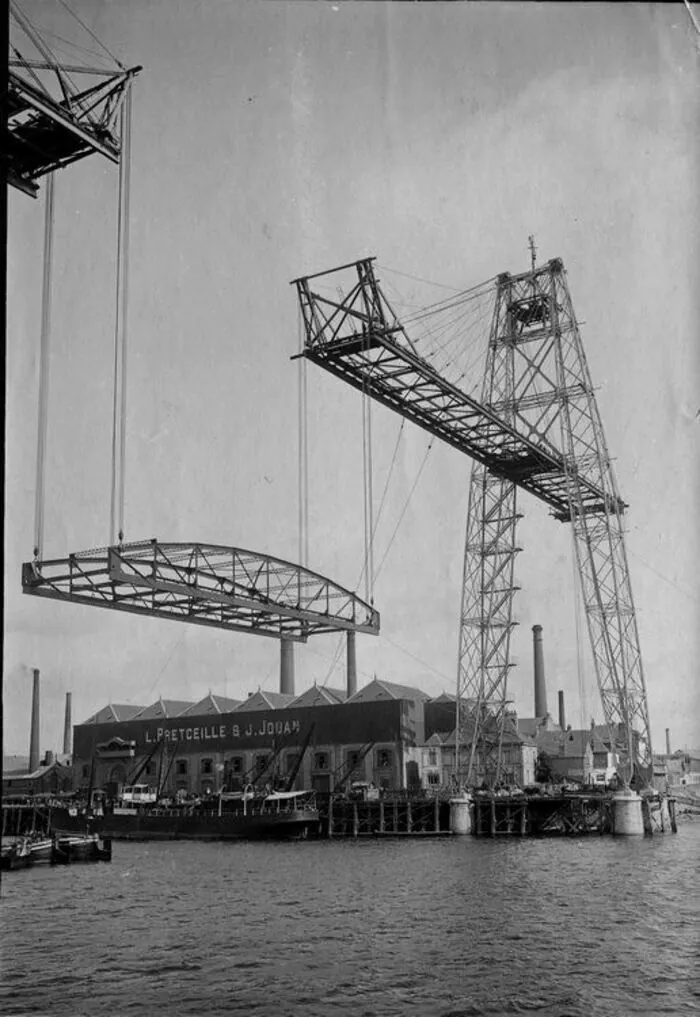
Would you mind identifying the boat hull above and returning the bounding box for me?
[50,807,319,842]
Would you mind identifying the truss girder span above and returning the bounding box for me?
[294,259,625,523]
[22,540,380,642]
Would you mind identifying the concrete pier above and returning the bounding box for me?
[449,796,472,835]
[612,789,644,836]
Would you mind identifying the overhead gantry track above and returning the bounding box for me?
[7,1,140,196]
[292,258,625,524]
[22,540,380,642]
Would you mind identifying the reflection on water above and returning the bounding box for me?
[1,828,699,1016]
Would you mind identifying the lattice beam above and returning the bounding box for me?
[7,3,141,196]
[22,540,380,642]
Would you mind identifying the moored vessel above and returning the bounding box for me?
[50,789,319,842]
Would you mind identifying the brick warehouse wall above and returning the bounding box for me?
[73,698,425,795]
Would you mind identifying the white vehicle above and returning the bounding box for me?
[120,784,157,805]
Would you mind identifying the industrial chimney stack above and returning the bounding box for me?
[63,692,73,755]
[665,728,671,756]
[279,638,295,696]
[346,631,357,699]
[558,690,566,731]
[532,625,548,719]
[29,668,41,772]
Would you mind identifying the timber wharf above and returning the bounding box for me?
[1,790,678,842]
[469,790,678,837]
[321,794,452,838]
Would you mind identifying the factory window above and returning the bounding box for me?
[228,756,243,774]
[347,750,361,771]
[201,758,213,775]
[313,752,329,771]
[428,749,437,766]
[254,754,269,776]
[176,759,188,776]
[376,749,393,770]
[427,772,440,786]
[145,761,156,777]
[82,765,90,779]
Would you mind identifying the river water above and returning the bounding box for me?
[1,827,698,1017]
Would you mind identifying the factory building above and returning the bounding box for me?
[72,679,434,797]
[71,678,542,796]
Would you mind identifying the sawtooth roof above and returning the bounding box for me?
[234,690,297,712]
[292,685,347,708]
[82,703,146,725]
[180,693,242,716]
[134,698,195,720]
[347,678,430,705]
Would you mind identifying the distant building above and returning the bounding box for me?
[409,720,536,790]
[2,754,73,796]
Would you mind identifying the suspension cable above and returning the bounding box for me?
[374,438,434,581]
[33,173,56,561]
[110,84,132,545]
[57,0,125,69]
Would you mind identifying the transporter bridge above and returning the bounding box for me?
[292,255,652,788]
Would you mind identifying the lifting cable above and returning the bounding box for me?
[110,85,132,545]
[297,305,309,568]
[33,173,56,561]
[570,526,588,731]
[361,381,375,606]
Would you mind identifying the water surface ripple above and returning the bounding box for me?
[2,828,699,1016]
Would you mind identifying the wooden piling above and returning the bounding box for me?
[406,800,412,834]
[641,798,653,836]
[520,803,527,836]
[352,802,359,838]
[434,796,440,833]
[668,797,677,834]
[393,799,399,833]
[379,799,385,834]
[490,798,496,837]
[328,796,334,838]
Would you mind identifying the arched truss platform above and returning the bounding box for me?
[22,540,380,642]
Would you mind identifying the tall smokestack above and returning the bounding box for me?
[532,625,548,719]
[29,668,41,772]
[665,728,671,756]
[346,631,357,698]
[63,692,72,755]
[558,690,566,731]
[280,638,295,696]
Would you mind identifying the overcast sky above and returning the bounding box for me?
[5,1,699,757]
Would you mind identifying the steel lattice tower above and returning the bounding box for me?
[457,260,652,785]
[456,280,520,787]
